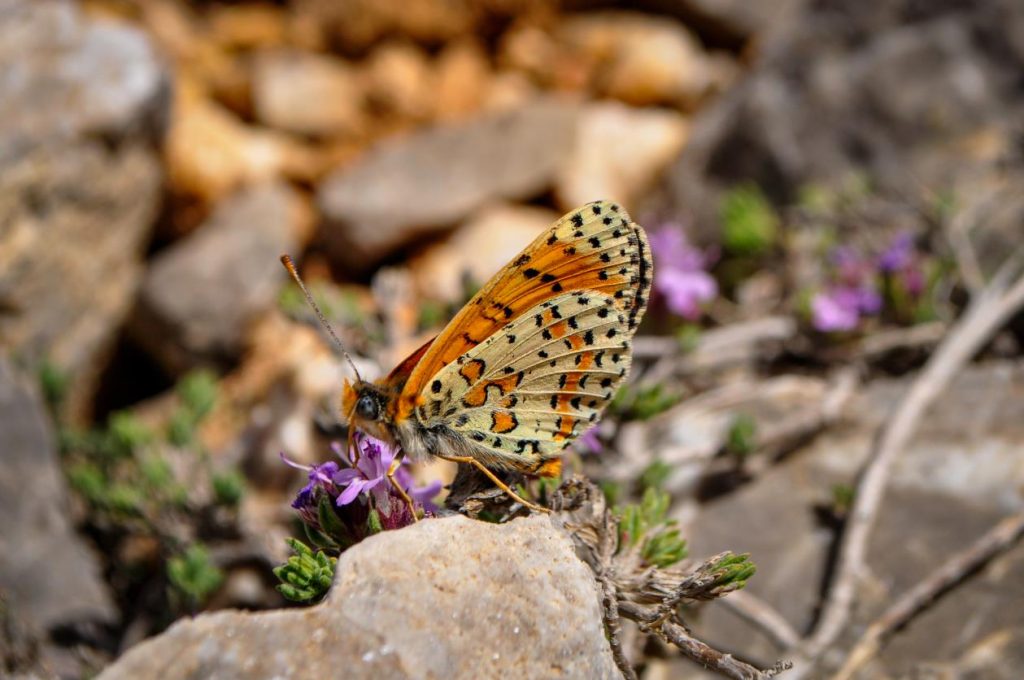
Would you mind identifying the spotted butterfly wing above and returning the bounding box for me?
[398,200,651,472]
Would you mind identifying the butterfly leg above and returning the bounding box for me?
[386,457,419,522]
[437,455,551,514]
[348,427,360,464]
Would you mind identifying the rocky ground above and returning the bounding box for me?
[2,0,1024,679]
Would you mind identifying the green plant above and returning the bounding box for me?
[725,413,757,459]
[38,359,70,411]
[274,538,337,603]
[167,370,218,446]
[640,460,672,491]
[618,488,688,568]
[211,469,246,507]
[720,184,779,256]
[168,544,224,607]
[611,383,681,421]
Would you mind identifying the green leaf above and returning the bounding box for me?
[720,184,779,256]
[725,413,757,459]
[166,408,196,447]
[317,494,350,544]
[38,359,70,410]
[366,508,383,535]
[106,411,154,458]
[273,538,336,604]
[211,469,245,507]
[641,460,672,492]
[176,370,218,421]
[168,544,224,606]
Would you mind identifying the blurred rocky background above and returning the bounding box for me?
[2,0,1023,678]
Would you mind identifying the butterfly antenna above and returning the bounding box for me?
[280,254,362,382]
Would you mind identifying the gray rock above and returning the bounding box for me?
[0,359,114,658]
[99,515,620,680]
[317,99,578,270]
[684,361,1024,674]
[0,0,168,408]
[132,181,302,373]
[658,0,1024,246]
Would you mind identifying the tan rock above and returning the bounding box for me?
[562,12,729,107]
[556,102,688,211]
[317,98,579,270]
[253,49,365,137]
[0,0,167,412]
[364,41,435,121]
[165,80,320,204]
[434,39,491,121]
[98,515,620,680]
[208,4,288,50]
[410,203,559,303]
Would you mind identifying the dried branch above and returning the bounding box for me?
[789,249,1024,678]
[855,321,947,360]
[833,511,1024,680]
[551,478,790,680]
[635,316,796,384]
[617,601,791,680]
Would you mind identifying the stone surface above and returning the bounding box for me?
[132,181,304,373]
[166,83,322,206]
[684,361,1024,674]
[0,359,114,672]
[0,0,167,407]
[433,39,491,121]
[409,203,557,304]
[252,49,365,137]
[561,12,733,108]
[555,102,688,212]
[318,99,578,270]
[659,0,1024,245]
[99,515,619,680]
[363,41,435,121]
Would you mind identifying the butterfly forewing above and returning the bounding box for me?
[393,200,652,472]
[417,291,633,470]
[396,200,651,425]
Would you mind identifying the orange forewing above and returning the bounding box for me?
[394,201,647,421]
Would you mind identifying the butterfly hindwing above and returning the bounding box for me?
[395,200,651,426]
[416,290,634,471]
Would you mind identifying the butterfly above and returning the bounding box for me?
[282,200,652,516]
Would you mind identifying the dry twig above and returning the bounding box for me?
[618,601,791,680]
[833,511,1024,680]
[551,478,791,680]
[788,249,1024,678]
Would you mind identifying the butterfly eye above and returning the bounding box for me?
[355,394,379,421]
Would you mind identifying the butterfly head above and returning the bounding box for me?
[341,378,394,440]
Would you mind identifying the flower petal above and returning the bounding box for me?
[337,478,367,506]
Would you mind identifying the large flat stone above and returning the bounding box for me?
[99,515,620,679]
[317,99,578,270]
[0,359,114,671]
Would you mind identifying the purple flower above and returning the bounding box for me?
[574,426,603,455]
[811,285,881,332]
[649,224,718,320]
[282,433,442,543]
[280,455,341,527]
[330,436,442,512]
[878,232,915,273]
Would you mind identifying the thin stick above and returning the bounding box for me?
[789,249,1024,678]
[720,590,802,650]
[617,601,789,680]
[832,511,1024,680]
[280,254,362,381]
